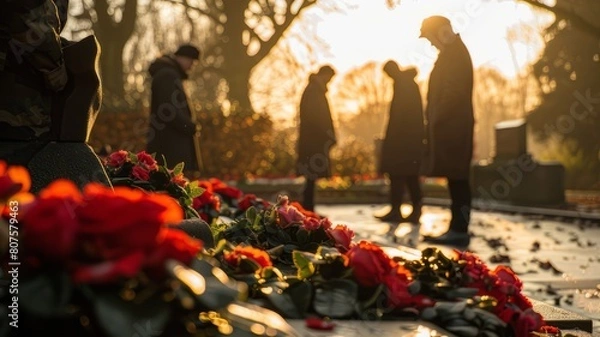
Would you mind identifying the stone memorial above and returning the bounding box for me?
[472,119,565,206]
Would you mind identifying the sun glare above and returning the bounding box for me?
[287,0,552,80]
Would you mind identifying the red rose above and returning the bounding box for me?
[21,180,81,261]
[456,250,495,290]
[290,201,320,219]
[492,265,522,292]
[0,161,31,202]
[193,190,221,210]
[277,204,306,227]
[106,150,129,168]
[132,165,150,181]
[196,180,214,193]
[346,241,396,287]
[146,228,203,268]
[384,267,433,309]
[70,184,182,284]
[302,217,321,231]
[136,151,158,171]
[193,190,221,222]
[319,218,332,230]
[326,225,355,252]
[514,308,544,337]
[238,194,257,211]
[224,245,272,269]
[76,185,183,261]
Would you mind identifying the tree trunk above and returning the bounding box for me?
[97,37,127,101]
[92,0,138,109]
[220,1,254,112]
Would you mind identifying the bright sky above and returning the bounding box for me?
[288,0,554,80]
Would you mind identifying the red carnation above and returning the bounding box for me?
[224,245,272,269]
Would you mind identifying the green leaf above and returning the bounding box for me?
[19,272,72,316]
[260,283,303,319]
[292,251,315,280]
[186,180,204,198]
[252,213,263,232]
[211,239,230,256]
[358,284,385,310]
[171,259,242,309]
[245,206,258,224]
[295,228,309,244]
[313,279,358,318]
[91,287,170,337]
[127,151,138,163]
[238,256,262,273]
[286,281,313,316]
[172,162,185,175]
[316,246,342,260]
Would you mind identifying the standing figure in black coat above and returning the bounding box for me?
[296,65,337,211]
[419,16,475,247]
[375,61,424,223]
[147,44,200,172]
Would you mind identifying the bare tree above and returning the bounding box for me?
[162,0,343,112]
[333,61,392,144]
[69,0,139,108]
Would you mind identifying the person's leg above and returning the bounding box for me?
[376,175,404,221]
[447,178,471,233]
[303,178,316,211]
[423,178,471,246]
[405,175,422,223]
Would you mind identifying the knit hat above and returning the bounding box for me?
[174,44,201,60]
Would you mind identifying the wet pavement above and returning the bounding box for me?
[316,203,600,335]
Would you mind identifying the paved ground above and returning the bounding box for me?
[316,203,600,335]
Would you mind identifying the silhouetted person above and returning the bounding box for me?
[296,66,337,211]
[0,0,111,193]
[419,16,475,247]
[375,61,424,223]
[147,44,201,172]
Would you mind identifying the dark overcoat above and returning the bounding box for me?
[296,75,336,179]
[379,69,424,176]
[146,56,198,170]
[422,35,474,180]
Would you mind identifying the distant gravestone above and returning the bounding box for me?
[471,119,565,206]
[494,119,527,160]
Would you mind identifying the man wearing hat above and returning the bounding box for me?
[419,16,475,247]
[146,44,201,173]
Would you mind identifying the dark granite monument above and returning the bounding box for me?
[472,119,565,206]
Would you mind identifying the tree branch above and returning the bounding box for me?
[120,0,139,39]
[519,0,600,37]
[161,0,222,23]
[250,0,317,65]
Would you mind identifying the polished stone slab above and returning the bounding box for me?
[287,319,457,337]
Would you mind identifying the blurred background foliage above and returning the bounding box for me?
[79,0,599,189]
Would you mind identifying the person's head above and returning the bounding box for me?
[315,65,336,84]
[174,44,201,72]
[419,16,456,50]
[383,60,401,78]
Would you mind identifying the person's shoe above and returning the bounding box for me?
[422,230,470,247]
[403,211,421,224]
[374,211,404,222]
